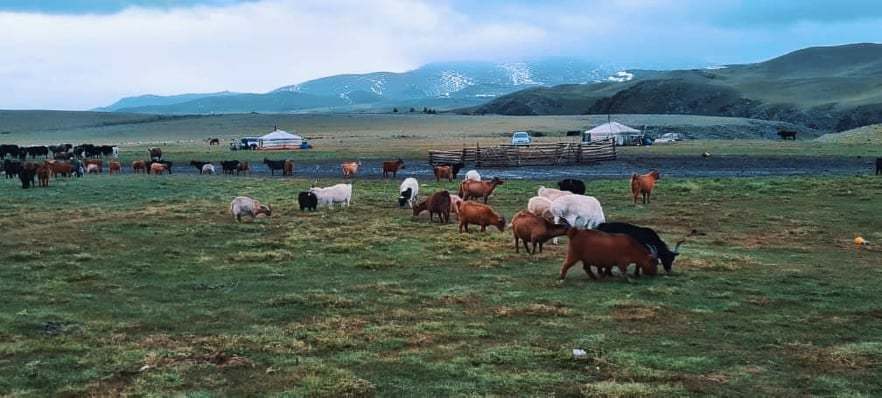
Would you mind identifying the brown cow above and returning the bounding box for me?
[109,160,122,175]
[49,161,74,178]
[36,163,51,187]
[382,159,405,178]
[459,177,504,203]
[631,170,660,205]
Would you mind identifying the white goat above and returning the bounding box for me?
[537,186,573,201]
[464,170,481,181]
[449,194,464,215]
[229,196,272,222]
[202,164,216,175]
[398,178,419,208]
[527,196,554,220]
[310,183,352,208]
[549,194,606,230]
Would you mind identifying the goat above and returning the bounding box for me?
[511,210,569,254]
[383,159,405,178]
[448,194,464,216]
[86,163,100,174]
[464,169,481,181]
[132,160,146,174]
[527,196,554,220]
[557,179,586,195]
[597,222,684,273]
[341,161,361,178]
[631,170,661,204]
[459,177,504,203]
[202,164,216,175]
[3,159,21,179]
[149,162,168,175]
[398,177,420,208]
[146,160,173,174]
[264,158,286,176]
[221,160,240,175]
[537,186,573,201]
[109,161,122,175]
[148,147,162,161]
[84,159,103,173]
[237,161,250,176]
[310,183,353,208]
[559,229,658,281]
[457,201,505,233]
[191,160,210,173]
[413,191,451,223]
[298,191,318,211]
[48,161,74,178]
[19,162,37,188]
[229,196,272,222]
[36,163,51,187]
[549,194,605,230]
[283,159,294,176]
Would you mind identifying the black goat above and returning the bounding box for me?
[596,222,683,273]
[557,178,586,195]
[298,191,318,211]
[220,160,240,175]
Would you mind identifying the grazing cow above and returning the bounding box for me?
[559,229,658,281]
[191,161,210,173]
[148,147,162,161]
[86,164,100,174]
[310,183,353,208]
[341,161,361,178]
[778,130,797,140]
[0,144,19,159]
[876,158,881,176]
[237,161,250,176]
[457,201,506,233]
[3,159,21,179]
[19,162,37,188]
[132,160,147,174]
[264,158,286,176]
[84,159,103,173]
[382,159,405,178]
[413,191,451,223]
[631,170,661,205]
[464,169,481,181]
[283,159,294,176]
[109,161,122,175]
[209,138,220,146]
[49,161,74,178]
[202,164,216,175]
[597,222,684,273]
[511,210,569,254]
[220,160,240,175]
[557,179,586,195]
[398,177,420,208]
[549,194,606,230]
[230,196,272,222]
[459,177,504,203]
[146,160,173,174]
[150,162,168,175]
[298,191,318,211]
[36,164,50,187]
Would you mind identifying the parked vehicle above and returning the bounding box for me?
[511,131,532,145]
[653,133,684,144]
[229,137,260,151]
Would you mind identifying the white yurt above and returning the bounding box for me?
[584,122,643,146]
[258,129,303,150]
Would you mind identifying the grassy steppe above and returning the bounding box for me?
[2,174,881,396]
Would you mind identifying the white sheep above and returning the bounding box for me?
[398,178,419,208]
[229,196,272,222]
[527,196,554,220]
[537,186,573,201]
[310,183,352,208]
[202,164,216,175]
[549,194,606,230]
[464,169,481,181]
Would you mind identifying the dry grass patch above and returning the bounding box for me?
[494,303,570,317]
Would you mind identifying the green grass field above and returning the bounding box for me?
[2,173,881,396]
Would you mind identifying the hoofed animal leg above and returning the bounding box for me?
[559,258,578,280]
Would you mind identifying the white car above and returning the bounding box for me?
[511,131,532,145]
[653,133,682,144]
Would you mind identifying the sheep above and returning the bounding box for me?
[597,222,684,273]
[527,196,554,220]
[459,177,504,203]
[537,186,573,201]
[511,210,569,254]
[310,183,352,208]
[457,201,505,233]
[549,194,605,230]
[413,191,451,223]
[557,179,586,195]
[559,229,658,281]
[229,196,272,222]
[464,169,481,181]
[298,191,317,211]
[202,164,216,175]
[631,170,661,204]
[398,177,420,208]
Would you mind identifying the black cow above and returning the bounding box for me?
[3,160,21,179]
[54,152,74,161]
[220,160,240,175]
[264,158,286,176]
[439,162,464,178]
[876,158,881,176]
[0,144,19,159]
[778,130,797,140]
[98,145,115,158]
[49,144,72,155]
[22,146,49,159]
[557,179,586,195]
[298,191,318,211]
[596,222,683,273]
[19,162,37,188]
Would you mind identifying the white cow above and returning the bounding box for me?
[310,183,353,208]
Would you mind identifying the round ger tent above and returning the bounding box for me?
[585,122,642,146]
[258,129,303,150]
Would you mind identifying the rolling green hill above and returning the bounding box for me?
[468,43,882,132]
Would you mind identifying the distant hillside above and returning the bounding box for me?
[99,58,619,114]
[817,123,882,144]
[469,43,882,132]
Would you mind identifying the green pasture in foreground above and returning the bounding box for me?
[2,174,882,396]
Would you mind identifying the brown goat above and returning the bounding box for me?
[412,191,451,223]
[459,177,504,203]
[382,159,405,178]
[631,170,660,204]
[132,160,146,174]
[49,162,74,178]
[457,201,506,233]
[109,160,122,175]
[559,229,658,281]
[341,161,361,178]
[283,159,294,176]
[36,164,51,187]
[85,159,103,173]
[433,165,453,182]
[511,210,569,254]
[237,161,250,176]
[150,163,168,175]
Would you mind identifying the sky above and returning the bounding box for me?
[1,0,880,110]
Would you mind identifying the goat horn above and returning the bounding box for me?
[673,240,685,254]
[647,244,658,259]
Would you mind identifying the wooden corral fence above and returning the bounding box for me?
[428,140,616,167]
